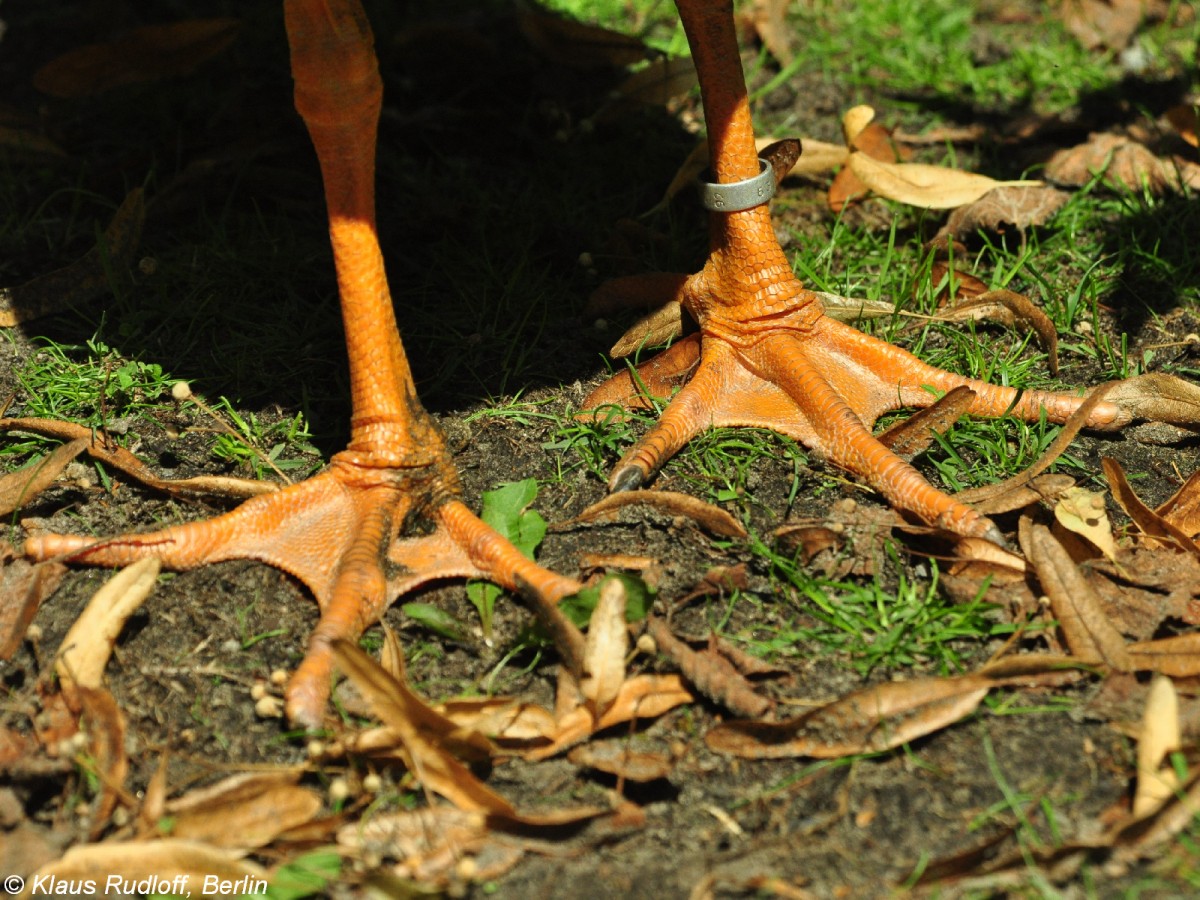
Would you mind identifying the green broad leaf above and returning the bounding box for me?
[402,601,470,643]
[478,478,547,557]
[559,573,655,628]
[261,850,342,900]
[467,478,548,637]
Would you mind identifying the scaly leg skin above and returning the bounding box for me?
[585,0,1127,543]
[23,0,579,727]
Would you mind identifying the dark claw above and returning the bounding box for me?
[609,466,644,493]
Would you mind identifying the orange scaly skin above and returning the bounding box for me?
[586,0,1127,540]
[24,0,579,727]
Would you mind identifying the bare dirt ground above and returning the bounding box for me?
[5,2,1200,898]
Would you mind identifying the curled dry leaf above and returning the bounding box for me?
[580,577,629,713]
[607,56,698,110]
[877,386,976,461]
[24,840,266,899]
[525,673,693,762]
[741,0,793,64]
[1134,675,1181,817]
[56,557,161,693]
[1059,0,1148,50]
[437,698,558,744]
[609,301,685,358]
[848,153,1040,210]
[1023,523,1132,671]
[1106,373,1200,426]
[1045,132,1200,193]
[1155,469,1200,537]
[0,418,278,500]
[331,641,511,814]
[646,618,771,719]
[34,20,242,98]
[0,438,87,516]
[957,382,1116,508]
[1127,634,1200,677]
[706,674,992,759]
[937,185,1069,243]
[1102,457,1200,556]
[1054,487,1117,562]
[163,772,321,849]
[970,473,1076,517]
[1166,104,1200,148]
[560,490,746,538]
[939,290,1059,374]
[830,107,908,212]
[76,687,128,840]
[568,742,675,782]
[1,189,145,327]
[0,551,65,661]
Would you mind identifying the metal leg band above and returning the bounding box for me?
[697,158,776,212]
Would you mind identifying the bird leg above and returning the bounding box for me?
[585,0,1126,541]
[23,0,579,726]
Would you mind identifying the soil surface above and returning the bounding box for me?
[4,2,1200,898]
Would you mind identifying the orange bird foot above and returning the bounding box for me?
[584,0,1127,543]
[25,454,578,727]
[22,0,578,727]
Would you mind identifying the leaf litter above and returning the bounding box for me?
[9,3,1200,897]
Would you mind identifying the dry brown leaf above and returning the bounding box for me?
[1024,523,1133,670]
[331,641,511,814]
[568,742,675,782]
[585,273,689,317]
[608,56,698,109]
[580,577,629,713]
[1166,104,1200,148]
[25,840,266,897]
[437,698,558,743]
[609,301,685,358]
[939,290,1060,374]
[848,153,1040,210]
[165,773,321,849]
[1134,675,1181,817]
[1054,487,1117,562]
[646,618,771,718]
[1105,373,1200,427]
[0,418,278,501]
[34,20,241,98]
[1045,132,1200,193]
[516,5,646,68]
[0,549,65,661]
[525,673,694,761]
[957,382,1117,508]
[561,490,746,538]
[56,558,161,693]
[830,109,906,212]
[741,0,793,63]
[876,386,976,460]
[706,674,991,758]
[1154,469,1200,537]
[971,473,1076,517]
[1103,457,1200,556]
[938,185,1070,242]
[1,189,145,327]
[76,686,128,839]
[0,439,88,517]
[1128,634,1200,676]
[1059,0,1147,50]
